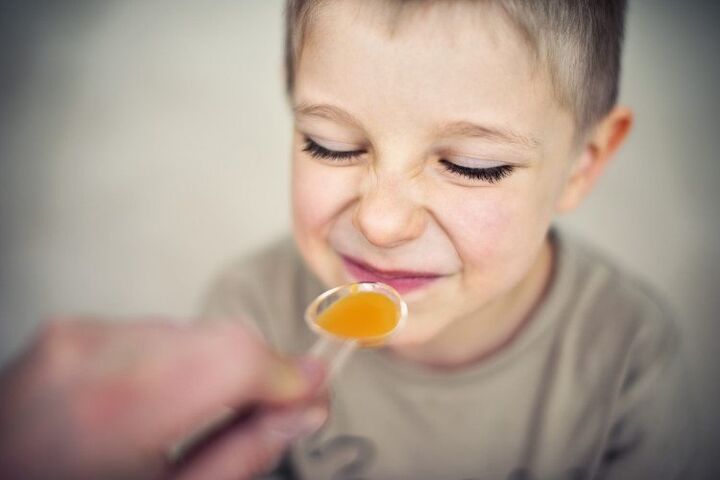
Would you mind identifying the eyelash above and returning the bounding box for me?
[439,159,515,184]
[302,136,514,183]
[302,137,365,161]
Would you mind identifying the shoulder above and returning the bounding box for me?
[199,236,322,352]
[200,236,298,314]
[551,229,681,389]
[553,232,696,476]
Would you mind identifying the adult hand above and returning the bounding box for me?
[0,319,328,480]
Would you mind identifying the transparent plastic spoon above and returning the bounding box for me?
[170,282,406,463]
[305,282,407,378]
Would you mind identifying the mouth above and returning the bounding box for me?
[340,254,444,295]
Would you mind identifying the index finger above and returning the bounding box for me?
[76,321,326,456]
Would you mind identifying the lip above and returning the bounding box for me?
[340,255,444,294]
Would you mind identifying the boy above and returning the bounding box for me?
[203,0,694,478]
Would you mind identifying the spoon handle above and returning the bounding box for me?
[308,336,359,378]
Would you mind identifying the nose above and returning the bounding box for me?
[352,172,427,249]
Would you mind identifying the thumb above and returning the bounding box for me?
[171,404,328,480]
[253,356,327,405]
[213,322,327,406]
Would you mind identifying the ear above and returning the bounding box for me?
[555,106,634,213]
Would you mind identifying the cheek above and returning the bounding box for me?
[291,155,358,238]
[440,187,552,283]
[450,199,515,266]
[440,191,513,256]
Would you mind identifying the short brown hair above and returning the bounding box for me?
[284,0,627,132]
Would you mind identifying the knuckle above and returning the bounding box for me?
[216,324,280,387]
[36,318,73,350]
[221,323,265,358]
[33,318,83,374]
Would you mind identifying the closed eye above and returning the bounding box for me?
[302,136,365,161]
[439,159,514,184]
[302,136,514,183]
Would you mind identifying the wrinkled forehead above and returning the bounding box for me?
[299,0,534,65]
[293,0,569,148]
[295,0,553,109]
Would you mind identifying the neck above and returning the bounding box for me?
[388,236,556,369]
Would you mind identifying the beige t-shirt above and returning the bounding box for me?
[200,229,695,480]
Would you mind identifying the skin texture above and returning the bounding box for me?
[0,320,328,480]
[0,3,634,478]
[290,0,632,366]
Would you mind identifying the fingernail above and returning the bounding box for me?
[264,406,328,440]
[296,357,327,389]
[297,406,328,436]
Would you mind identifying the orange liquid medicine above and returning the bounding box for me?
[315,291,399,345]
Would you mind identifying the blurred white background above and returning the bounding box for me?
[1,0,719,476]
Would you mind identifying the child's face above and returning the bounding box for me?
[291,1,579,346]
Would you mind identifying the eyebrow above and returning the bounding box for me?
[434,121,540,149]
[293,102,364,130]
[293,102,540,149]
